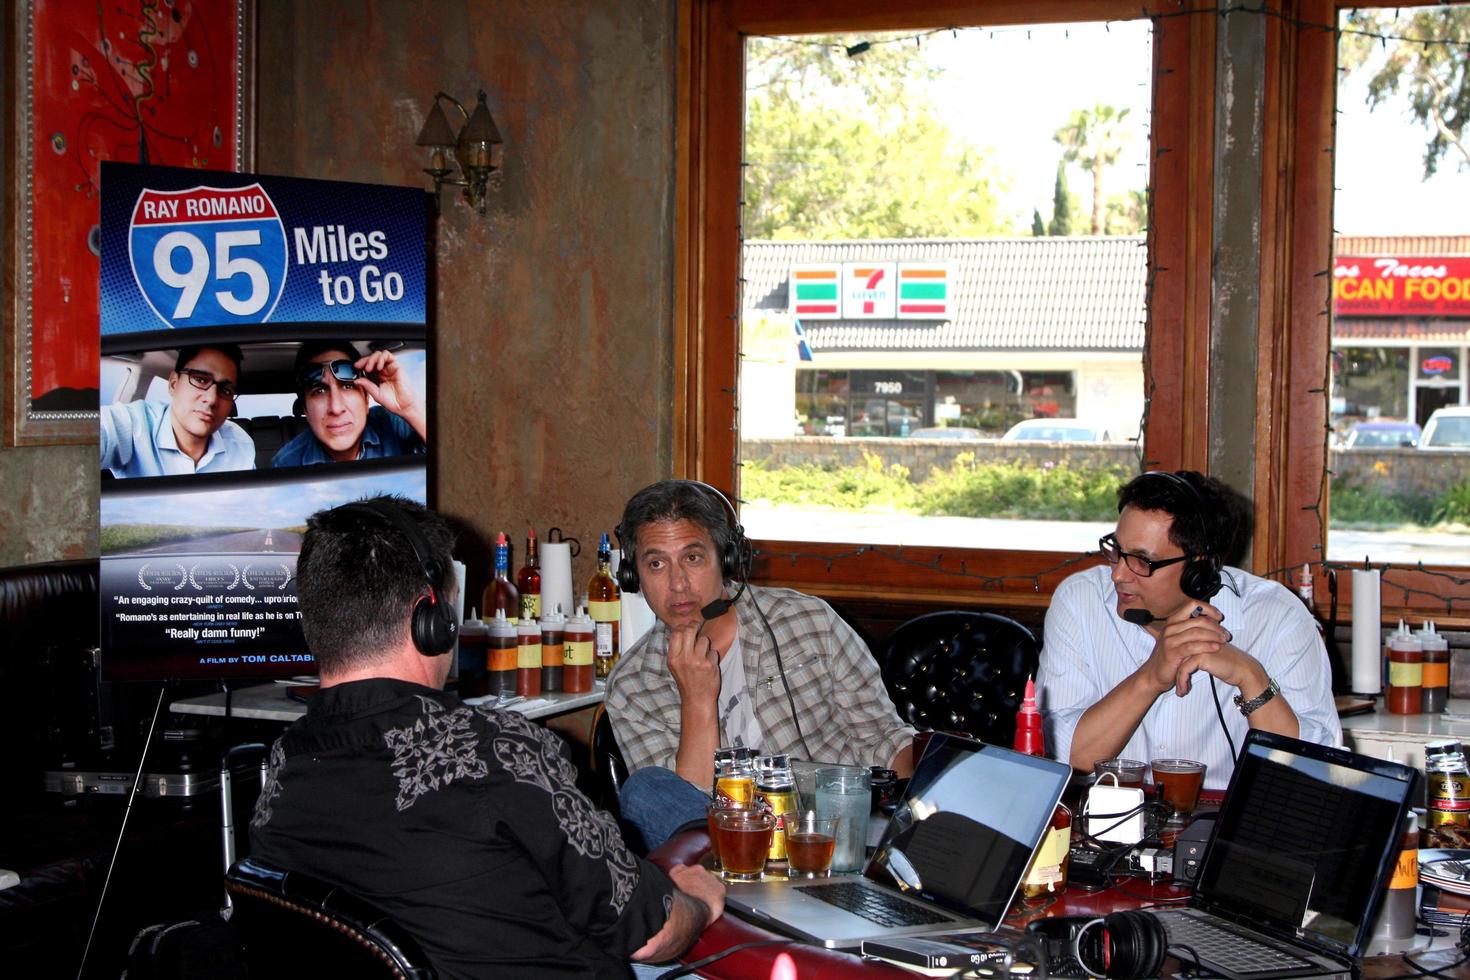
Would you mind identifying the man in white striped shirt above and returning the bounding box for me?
[1037,471,1340,790]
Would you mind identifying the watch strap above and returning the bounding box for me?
[1234,677,1279,717]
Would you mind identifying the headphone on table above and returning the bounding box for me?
[614,480,753,596]
[336,499,458,657]
[1028,910,1169,979]
[1140,470,1222,601]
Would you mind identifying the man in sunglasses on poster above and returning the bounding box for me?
[272,341,427,467]
[100,344,256,478]
[1036,470,1340,790]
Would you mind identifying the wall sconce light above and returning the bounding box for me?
[415,89,503,215]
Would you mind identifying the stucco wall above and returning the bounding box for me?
[0,1,679,590]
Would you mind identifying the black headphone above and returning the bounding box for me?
[1028,910,1168,979]
[337,499,458,657]
[614,480,753,595]
[1142,470,1222,601]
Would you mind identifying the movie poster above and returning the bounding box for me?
[97,162,428,680]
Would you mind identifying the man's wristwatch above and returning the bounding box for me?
[1234,677,1280,717]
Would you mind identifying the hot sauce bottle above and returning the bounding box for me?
[1015,676,1071,900]
[516,617,542,697]
[516,529,542,623]
[1386,619,1423,716]
[539,606,565,693]
[589,532,621,678]
[486,608,518,696]
[564,606,596,693]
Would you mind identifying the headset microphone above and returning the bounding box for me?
[700,578,748,621]
[1122,608,1157,626]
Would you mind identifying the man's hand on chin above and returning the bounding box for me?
[668,622,720,708]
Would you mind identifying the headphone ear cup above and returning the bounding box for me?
[411,590,456,656]
[1179,556,1222,601]
[616,553,640,594]
[1105,911,1166,978]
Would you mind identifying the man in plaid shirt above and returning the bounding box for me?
[605,480,916,850]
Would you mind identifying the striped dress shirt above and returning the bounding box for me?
[1037,564,1342,790]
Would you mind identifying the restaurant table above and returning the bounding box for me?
[169,678,606,722]
[646,828,1467,979]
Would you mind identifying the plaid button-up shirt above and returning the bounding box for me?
[605,585,915,776]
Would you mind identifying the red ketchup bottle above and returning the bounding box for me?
[1014,676,1072,900]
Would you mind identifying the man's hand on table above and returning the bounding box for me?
[631,862,726,963]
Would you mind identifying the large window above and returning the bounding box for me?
[679,1,1212,602]
[1326,6,1470,568]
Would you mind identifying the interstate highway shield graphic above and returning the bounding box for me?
[128,184,288,329]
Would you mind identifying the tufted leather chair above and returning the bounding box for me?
[880,611,1039,746]
[225,857,438,979]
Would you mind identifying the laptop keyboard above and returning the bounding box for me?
[794,881,953,929]
[1155,910,1315,974]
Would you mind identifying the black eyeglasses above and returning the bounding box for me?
[299,359,362,390]
[178,368,237,401]
[1098,533,1190,577]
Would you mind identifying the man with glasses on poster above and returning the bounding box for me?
[1036,470,1340,789]
[100,344,256,478]
[272,341,427,467]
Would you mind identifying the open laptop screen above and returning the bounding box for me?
[1196,733,1415,959]
[864,736,1071,925]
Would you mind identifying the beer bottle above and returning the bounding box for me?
[589,532,621,677]
[755,754,798,864]
[516,529,542,622]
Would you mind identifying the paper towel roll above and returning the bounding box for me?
[612,550,657,650]
[450,560,467,677]
[541,542,575,621]
[1351,568,1382,695]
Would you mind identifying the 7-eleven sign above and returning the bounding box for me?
[841,262,896,319]
[789,264,841,319]
[897,262,951,319]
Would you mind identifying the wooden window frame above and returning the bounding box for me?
[674,0,1218,609]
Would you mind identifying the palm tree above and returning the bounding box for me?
[1054,104,1132,235]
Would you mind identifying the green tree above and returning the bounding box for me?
[1047,162,1076,236]
[1103,189,1146,235]
[1340,8,1470,178]
[1054,104,1133,234]
[743,34,1012,239]
[1031,207,1046,237]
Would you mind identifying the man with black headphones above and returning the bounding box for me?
[605,480,916,851]
[249,495,724,978]
[1037,471,1340,789]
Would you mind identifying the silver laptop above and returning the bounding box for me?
[724,734,1070,949]
[1154,730,1417,980]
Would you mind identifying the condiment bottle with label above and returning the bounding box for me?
[755,754,798,864]
[590,533,621,678]
[486,609,518,697]
[1418,621,1449,714]
[713,747,756,807]
[1015,676,1071,899]
[484,531,520,624]
[564,606,596,693]
[539,606,565,693]
[515,616,542,697]
[516,529,542,623]
[1385,620,1423,715]
[1425,739,1470,848]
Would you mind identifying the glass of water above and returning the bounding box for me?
[814,766,871,873]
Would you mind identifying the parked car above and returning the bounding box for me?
[908,426,981,440]
[1419,407,1470,450]
[1342,421,1420,449]
[1001,418,1107,442]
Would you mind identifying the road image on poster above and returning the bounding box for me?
[98,163,430,681]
